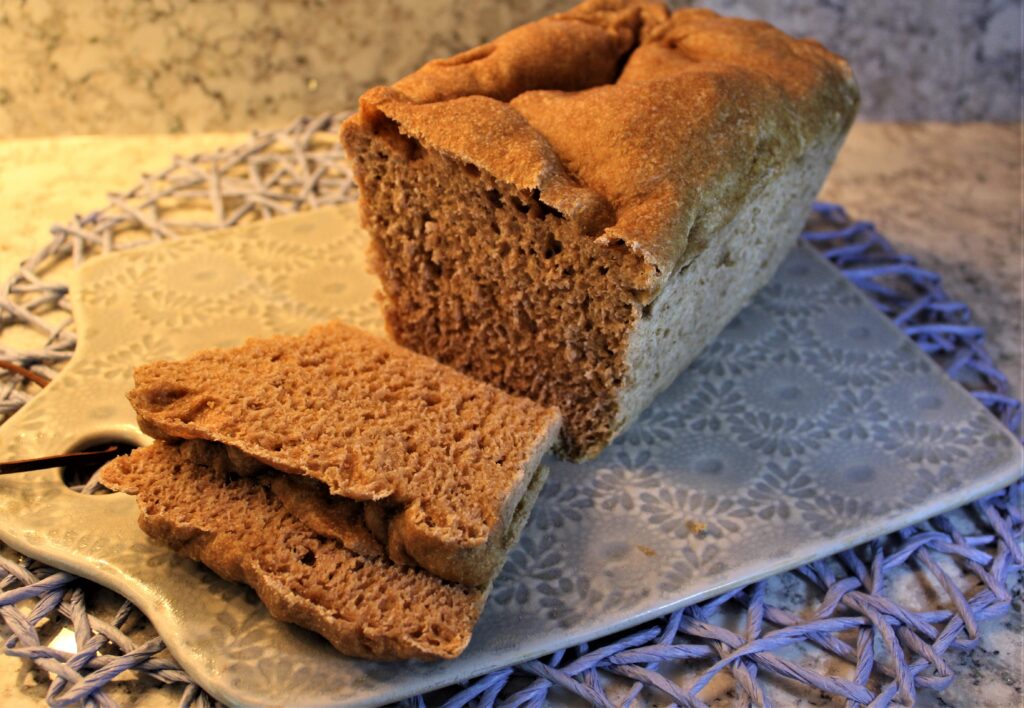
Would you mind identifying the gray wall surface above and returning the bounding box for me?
[703,0,1021,123]
[0,0,1019,136]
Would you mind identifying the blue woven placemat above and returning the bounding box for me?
[0,118,1020,707]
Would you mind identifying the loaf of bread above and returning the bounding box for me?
[127,320,561,587]
[100,439,550,660]
[341,0,858,459]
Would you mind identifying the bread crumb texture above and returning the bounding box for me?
[127,320,561,587]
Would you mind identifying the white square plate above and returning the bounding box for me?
[0,205,1019,705]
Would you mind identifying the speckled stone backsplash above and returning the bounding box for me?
[0,0,1020,136]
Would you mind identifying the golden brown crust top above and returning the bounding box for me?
[344,0,858,290]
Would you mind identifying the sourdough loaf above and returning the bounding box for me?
[101,439,546,660]
[127,320,561,587]
[341,0,858,459]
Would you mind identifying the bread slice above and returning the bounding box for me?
[184,439,387,558]
[341,0,859,459]
[126,320,561,588]
[101,439,548,660]
[268,473,386,559]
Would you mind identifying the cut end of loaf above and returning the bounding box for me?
[344,119,648,459]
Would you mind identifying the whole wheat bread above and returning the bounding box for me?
[126,320,561,588]
[185,439,387,558]
[341,0,859,459]
[101,439,548,660]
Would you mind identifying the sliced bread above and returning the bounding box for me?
[101,439,548,660]
[126,320,560,587]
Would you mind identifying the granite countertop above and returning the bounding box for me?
[0,122,1020,705]
[2,0,1018,136]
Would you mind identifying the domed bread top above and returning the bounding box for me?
[347,0,858,292]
